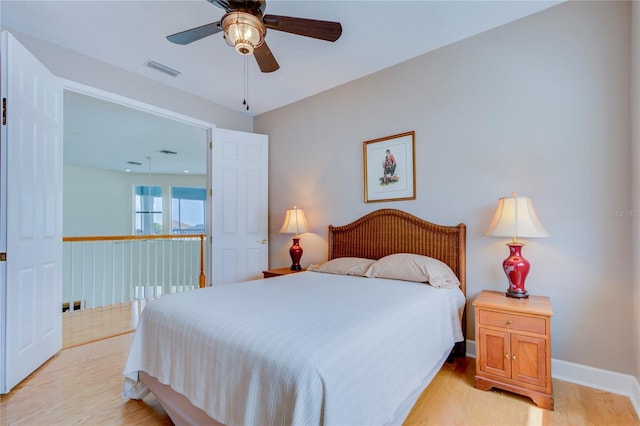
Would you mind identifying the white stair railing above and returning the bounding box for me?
[62,234,206,311]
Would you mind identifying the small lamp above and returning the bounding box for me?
[485,193,549,299]
[279,206,311,271]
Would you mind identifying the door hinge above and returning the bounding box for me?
[0,252,6,262]
[2,98,6,125]
[209,141,212,149]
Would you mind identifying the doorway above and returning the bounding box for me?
[62,83,213,346]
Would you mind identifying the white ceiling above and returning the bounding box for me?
[64,91,208,175]
[2,0,561,116]
[2,0,561,175]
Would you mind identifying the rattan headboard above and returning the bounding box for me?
[328,209,466,297]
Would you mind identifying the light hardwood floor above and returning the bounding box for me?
[62,299,153,349]
[1,306,638,425]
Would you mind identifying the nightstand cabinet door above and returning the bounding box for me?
[511,334,547,388]
[478,328,511,379]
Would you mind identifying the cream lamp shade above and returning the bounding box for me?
[279,206,311,237]
[485,193,549,243]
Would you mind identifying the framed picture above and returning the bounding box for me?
[363,131,416,203]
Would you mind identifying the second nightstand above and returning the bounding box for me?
[262,267,305,279]
[473,290,554,410]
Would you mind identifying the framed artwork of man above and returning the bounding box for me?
[363,131,416,203]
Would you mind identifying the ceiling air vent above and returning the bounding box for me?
[147,60,181,77]
[127,161,143,166]
[159,149,178,155]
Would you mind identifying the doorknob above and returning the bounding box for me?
[259,239,267,245]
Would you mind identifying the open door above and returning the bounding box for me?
[0,32,63,393]
[211,128,268,284]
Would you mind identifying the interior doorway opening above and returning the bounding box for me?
[62,83,214,346]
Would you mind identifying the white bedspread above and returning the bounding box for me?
[122,272,465,426]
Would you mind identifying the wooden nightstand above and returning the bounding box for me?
[262,267,305,278]
[473,290,554,410]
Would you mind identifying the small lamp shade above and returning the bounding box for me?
[279,206,310,271]
[485,193,548,299]
[279,206,310,236]
[485,194,549,241]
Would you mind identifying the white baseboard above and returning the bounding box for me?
[630,376,640,421]
[465,340,640,419]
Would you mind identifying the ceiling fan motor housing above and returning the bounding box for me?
[222,12,266,55]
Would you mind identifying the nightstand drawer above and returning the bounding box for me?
[478,309,546,334]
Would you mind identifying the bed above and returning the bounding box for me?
[122,208,467,425]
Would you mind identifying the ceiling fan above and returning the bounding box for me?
[167,0,343,73]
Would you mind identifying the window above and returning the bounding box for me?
[134,185,163,235]
[171,187,206,235]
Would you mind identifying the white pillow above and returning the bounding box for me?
[364,253,460,288]
[307,257,376,276]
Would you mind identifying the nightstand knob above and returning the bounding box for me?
[512,355,517,360]
[507,320,513,325]
[505,353,509,359]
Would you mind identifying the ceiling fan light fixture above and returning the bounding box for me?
[222,12,265,55]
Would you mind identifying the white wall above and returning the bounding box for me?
[64,164,206,236]
[64,165,129,236]
[256,1,634,375]
[2,28,253,133]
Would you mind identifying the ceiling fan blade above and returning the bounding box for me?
[263,15,342,42]
[254,41,280,73]
[167,22,222,45]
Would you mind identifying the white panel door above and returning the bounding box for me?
[0,32,63,393]
[211,128,268,284]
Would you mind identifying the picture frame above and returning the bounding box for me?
[363,131,416,203]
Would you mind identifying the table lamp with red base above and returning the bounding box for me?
[279,205,311,271]
[485,193,549,299]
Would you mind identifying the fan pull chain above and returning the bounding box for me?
[242,56,249,111]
